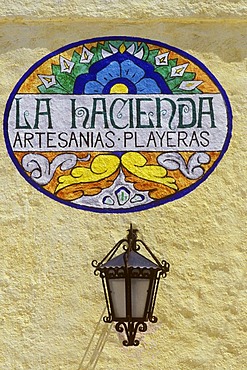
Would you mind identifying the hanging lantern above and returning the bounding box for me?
[92,224,170,346]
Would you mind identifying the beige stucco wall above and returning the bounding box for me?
[0,1,246,369]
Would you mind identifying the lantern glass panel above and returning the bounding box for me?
[108,278,126,318]
[131,278,150,318]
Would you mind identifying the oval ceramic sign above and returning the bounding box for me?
[4,37,232,213]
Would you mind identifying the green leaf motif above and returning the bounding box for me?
[138,42,149,60]
[155,66,171,80]
[72,64,89,79]
[146,49,159,64]
[107,40,123,49]
[71,51,81,64]
[38,40,202,95]
[167,72,197,91]
[55,73,75,93]
[38,84,67,94]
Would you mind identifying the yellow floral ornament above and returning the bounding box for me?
[55,152,177,197]
[121,152,177,190]
[56,155,120,192]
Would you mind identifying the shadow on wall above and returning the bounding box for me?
[77,307,113,370]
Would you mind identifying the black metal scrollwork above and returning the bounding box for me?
[149,315,158,323]
[91,260,99,268]
[115,321,148,346]
[103,315,112,323]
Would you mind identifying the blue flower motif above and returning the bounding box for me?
[74,52,171,94]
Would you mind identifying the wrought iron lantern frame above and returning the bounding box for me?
[92,224,169,346]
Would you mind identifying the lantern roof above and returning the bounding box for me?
[93,224,169,275]
[100,250,160,269]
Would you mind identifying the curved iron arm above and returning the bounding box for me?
[92,238,127,269]
[136,239,170,275]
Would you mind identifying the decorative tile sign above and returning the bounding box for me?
[4,37,232,213]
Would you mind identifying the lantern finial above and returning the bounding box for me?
[127,223,138,251]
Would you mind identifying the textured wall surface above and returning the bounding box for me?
[0,1,246,369]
